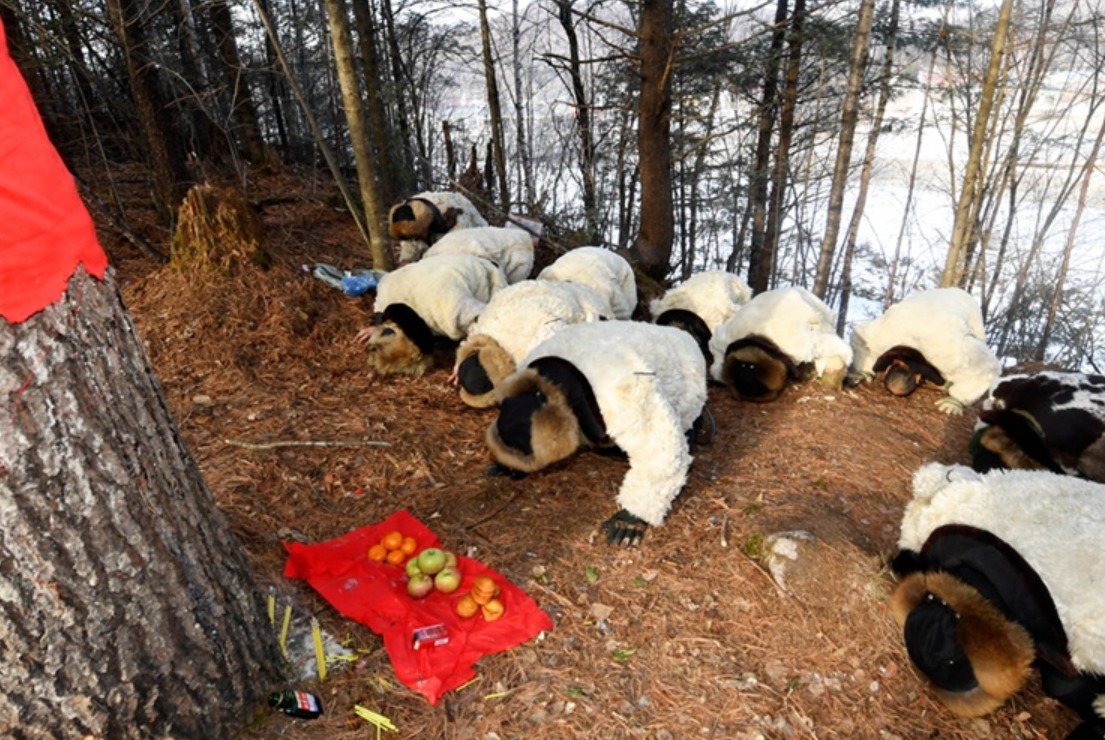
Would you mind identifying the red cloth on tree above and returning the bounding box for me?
[283,510,554,704]
[0,18,107,324]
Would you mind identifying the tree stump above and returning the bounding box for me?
[171,183,269,272]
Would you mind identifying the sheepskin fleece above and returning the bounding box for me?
[374,253,508,340]
[517,321,707,526]
[467,279,615,362]
[424,226,535,284]
[707,286,852,382]
[649,270,752,331]
[409,190,488,230]
[536,247,638,320]
[901,462,1105,675]
[851,288,999,406]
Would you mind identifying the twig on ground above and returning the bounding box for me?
[223,438,391,449]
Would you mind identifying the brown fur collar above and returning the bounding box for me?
[890,571,1035,717]
[455,334,517,408]
[486,368,583,472]
[722,336,798,402]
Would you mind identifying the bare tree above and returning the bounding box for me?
[813,0,874,299]
[478,0,511,214]
[635,0,676,281]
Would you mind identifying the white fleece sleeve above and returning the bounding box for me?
[608,382,693,527]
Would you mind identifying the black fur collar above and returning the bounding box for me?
[530,356,608,444]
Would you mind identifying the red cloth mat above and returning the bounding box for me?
[283,510,554,704]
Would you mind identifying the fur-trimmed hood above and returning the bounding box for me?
[901,462,1105,676]
[851,288,999,407]
[536,247,638,320]
[707,286,852,383]
[890,570,1035,717]
[491,321,707,526]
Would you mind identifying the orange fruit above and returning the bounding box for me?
[470,588,492,606]
[385,549,406,566]
[382,531,404,551]
[399,536,418,555]
[481,598,505,622]
[472,575,499,597]
[367,544,387,562]
[455,594,480,619]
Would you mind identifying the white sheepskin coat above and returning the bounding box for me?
[536,247,638,320]
[707,286,853,382]
[423,225,535,284]
[374,253,509,340]
[519,320,707,527]
[901,462,1105,675]
[649,270,752,331]
[396,190,488,262]
[467,279,615,362]
[851,288,1000,406]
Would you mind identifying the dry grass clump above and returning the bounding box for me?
[109,174,1080,739]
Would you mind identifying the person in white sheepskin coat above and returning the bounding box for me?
[485,321,709,546]
[535,246,638,320]
[388,190,488,263]
[450,279,617,408]
[971,370,1105,483]
[707,286,852,402]
[890,462,1105,738]
[850,287,1000,415]
[649,270,752,366]
[355,253,509,376]
[423,225,536,284]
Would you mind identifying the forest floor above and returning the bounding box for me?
[101,169,1079,739]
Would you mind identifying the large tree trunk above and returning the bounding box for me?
[106,0,191,225]
[634,0,675,282]
[209,0,271,167]
[351,0,399,204]
[0,268,281,736]
[323,0,394,270]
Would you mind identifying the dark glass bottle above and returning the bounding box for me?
[268,690,323,719]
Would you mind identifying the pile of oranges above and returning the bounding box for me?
[454,575,505,622]
[367,530,418,566]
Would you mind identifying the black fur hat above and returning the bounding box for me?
[890,571,1035,718]
[721,336,799,402]
[655,308,713,366]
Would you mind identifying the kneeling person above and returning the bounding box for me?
[485,321,709,547]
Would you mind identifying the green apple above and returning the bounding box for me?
[434,567,461,594]
[405,558,423,578]
[406,572,434,599]
[444,551,458,569]
[416,548,447,575]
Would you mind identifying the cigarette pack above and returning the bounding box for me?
[412,623,449,650]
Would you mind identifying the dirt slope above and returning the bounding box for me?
[110,176,1077,739]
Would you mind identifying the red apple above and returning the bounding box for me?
[434,567,461,594]
[406,572,434,599]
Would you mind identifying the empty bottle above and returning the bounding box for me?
[268,689,323,719]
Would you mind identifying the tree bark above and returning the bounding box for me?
[105,0,191,225]
[941,0,1013,287]
[634,0,676,282]
[813,0,874,299]
[837,0,900,334]
[322,0,394,270]
[478,0,511,214]
[747,0,788,294]
[0,268,281,737]
[351,0,399,204]
[209,0,271,167]
[555,0,599,243]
